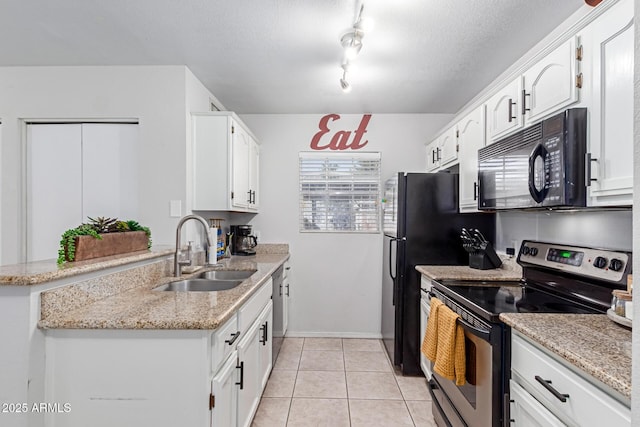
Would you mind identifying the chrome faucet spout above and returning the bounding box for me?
[174,214,214,277]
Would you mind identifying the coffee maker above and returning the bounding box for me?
[229,225,258,256]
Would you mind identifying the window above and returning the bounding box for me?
[299,152,381,233]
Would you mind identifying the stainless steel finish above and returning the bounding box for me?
[174,214,214,277]
[198,269,256,280]
[153,279,242,292]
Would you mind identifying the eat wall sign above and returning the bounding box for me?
[310,114,372,150]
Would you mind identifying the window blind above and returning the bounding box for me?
[299,151,381,233]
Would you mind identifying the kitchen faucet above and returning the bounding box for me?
[174,214,214,277]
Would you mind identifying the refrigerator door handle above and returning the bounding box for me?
[388,237,398,281]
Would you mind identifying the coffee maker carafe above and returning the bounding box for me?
[229,225,258,256]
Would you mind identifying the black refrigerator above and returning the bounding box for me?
[381,172,495,376]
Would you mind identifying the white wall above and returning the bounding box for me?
[0,66,215,265]
[496,210,633,252]
[241,114,452,337]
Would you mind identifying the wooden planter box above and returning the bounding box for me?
[67,231,149,262]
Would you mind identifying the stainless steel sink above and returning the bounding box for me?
[197,269,257,280]
[153,279,243,292]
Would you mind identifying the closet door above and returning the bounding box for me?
[82,124,139,220]
[27,124,83,262]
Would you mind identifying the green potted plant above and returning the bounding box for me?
[57,217,152,264]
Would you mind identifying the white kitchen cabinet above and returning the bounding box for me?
[487,37,579,143]
[237,319,261,427]
[257,301,273,390]
[510,332,630,427]
[457,106,486,212]
[282,262,290,335]
[211,349,239,427]
[44,278,274,427]
[583,0,633,206]
[419,276,432,379]
[425,127,457,172]
[510,380,565,427]
[26,123,139,262]
[192,112,260,212]
[522,37,580,124]
[486,77,523,142]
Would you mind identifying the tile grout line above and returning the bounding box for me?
[285,337,303,426]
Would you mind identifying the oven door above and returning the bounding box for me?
[430,315,501,427]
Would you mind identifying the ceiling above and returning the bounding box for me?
[0,0,586,114]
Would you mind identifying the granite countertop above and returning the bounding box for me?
[0,246,175,286]
[38,252,289,330]
[416,256,522,281]
[500,313,632,400]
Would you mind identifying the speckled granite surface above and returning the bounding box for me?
[39,253,289,330]
[0,246,174,286]
[255,243,289,254]
[416,256,522,281]
[500,313,631,400]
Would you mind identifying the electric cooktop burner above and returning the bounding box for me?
[438,281,600,322]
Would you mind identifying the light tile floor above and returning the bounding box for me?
[252,337,438,427]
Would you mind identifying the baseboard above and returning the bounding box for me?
[283,331,383,339]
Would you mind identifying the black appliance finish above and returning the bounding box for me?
[229,225,258,256]
[427,240,631,427]
[478,108,587,210]
[381,172,496,376]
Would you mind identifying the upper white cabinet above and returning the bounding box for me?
[583,0,633,206]
[426,127,458,172]
[522,37,580,123]
[486,77,524,142]
[192,112,260,212]
[457,106,486,212]
[486,37,580,142]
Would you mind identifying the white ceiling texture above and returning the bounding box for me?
[0,0,586,113]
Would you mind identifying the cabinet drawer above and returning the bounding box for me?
[511,333,630,427]
[212,314,239,374]
[238,278,273,332]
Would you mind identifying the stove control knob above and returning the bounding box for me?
[609,258,624,272]
[529,247,539,257]
[522,246,531,255]
[593,256,608,269]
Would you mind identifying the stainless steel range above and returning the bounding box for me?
[427,240,631,427]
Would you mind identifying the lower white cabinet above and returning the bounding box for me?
[211,350,239,427]
[44,279,274,427]
[419,275,432,379]
[237,316,262,427]
[272,261,290,338]
[510,380,565,427]
[510,332,630,427]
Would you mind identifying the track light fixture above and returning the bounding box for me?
[338,4,371,93]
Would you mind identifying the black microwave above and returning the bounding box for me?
[478,108,587,210]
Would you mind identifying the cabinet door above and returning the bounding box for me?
[523,37,579,123]
[425,139,439,172]
[236,319,261,427]
[231,122,251,210]
[486,77,523,142]
[510,381,565,427]
[586,0,633,206]
[82,123,139,221]
[419,297,432,379]
[248,138,260,210]
[457,106,485,212]
[439,127,458,168]
[211,350,238,427]
[258,301,273,391]
[282,275,290,334]
[26,124,83,262]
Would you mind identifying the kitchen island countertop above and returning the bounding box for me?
[500,313,631,401]
[38,253,289,331]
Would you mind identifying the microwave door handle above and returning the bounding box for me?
[528,143,548,203]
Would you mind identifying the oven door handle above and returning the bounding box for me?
[458,317,491,341]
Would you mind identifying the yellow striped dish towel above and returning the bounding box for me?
[421,297,444,362]
[433,304,466,386]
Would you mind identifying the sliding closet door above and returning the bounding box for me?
[27,124,83,262]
